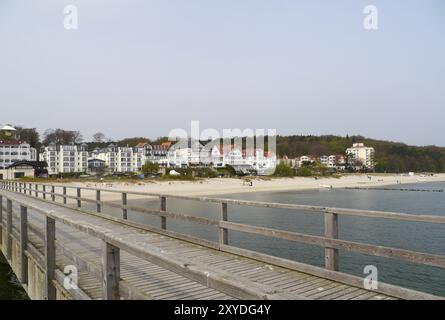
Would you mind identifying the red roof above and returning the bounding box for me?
[161,141,172,149]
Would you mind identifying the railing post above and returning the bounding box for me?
[122,193,127,220]
[29,183,32,195]
[102,241,120,300]
[35,184,38,197]
[20,205,28,284]
[6,199,12,260]
[43,185,46,199]
[324,211,339,271]
[51,186,55,202]
[160,196,166,230]
[63,187,67,205]
[44,216,56,300]
[219,202,228,246]
[77,188,81,208]
[96,190,101,213]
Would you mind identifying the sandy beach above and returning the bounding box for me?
[59,173,445,201]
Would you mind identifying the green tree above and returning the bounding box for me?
[141,161,159,175]
[274,163,294,177]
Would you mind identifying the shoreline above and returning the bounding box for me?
[61,173,445,200]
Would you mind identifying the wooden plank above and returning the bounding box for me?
[301,282,344,298]
[102,241,120,300]
[45,216,56,300]
[20,205,28,284]
[321,286,363,300]
[351,291,380,300]
[334,288,369,300]
[307,284,350,299]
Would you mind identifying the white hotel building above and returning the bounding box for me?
[0,124,37,169]
[40,143,88,175]
[346,143,375,169]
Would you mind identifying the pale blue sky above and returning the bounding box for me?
[0,0,444,145]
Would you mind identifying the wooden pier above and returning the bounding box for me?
[1,180,444,300]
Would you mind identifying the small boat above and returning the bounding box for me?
[319,184,333,189]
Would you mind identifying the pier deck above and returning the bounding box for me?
[1,181,444,300]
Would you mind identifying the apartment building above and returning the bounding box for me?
[0,124,37,169]
[40,143,88,175]
[346,143,375,169]
[0,140,37,169]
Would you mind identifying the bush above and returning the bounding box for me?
[141,161,160,175]
[295,167,313,177]
[274,163,294,177]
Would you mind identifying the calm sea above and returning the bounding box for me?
[1,181,444,298]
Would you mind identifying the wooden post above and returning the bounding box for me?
[43,185,46,199]
[44,216,56,300]
[20,205,28,284]
[29,183,32,195]
[324,212,339,271]
[96,190,101,213]
[6,199,12,259]
[219,202,228,246]
[77,188,81,208]
[63,187,67,205]
[160,196,166,230]
[102,241,120,300]
[51,186,55,202]
[35,184,38,197]
[122,193,127,220]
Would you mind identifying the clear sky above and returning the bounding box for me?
[1,0,444,146]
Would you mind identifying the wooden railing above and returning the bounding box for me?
[1,180,445,299]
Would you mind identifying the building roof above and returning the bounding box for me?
[6,161,48,169]
[135,142,148,148]
[0,124,17,131]
[88,158,105,163]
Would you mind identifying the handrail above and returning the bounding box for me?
[2,180,445,223]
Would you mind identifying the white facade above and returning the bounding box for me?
[346,143,375,169]
[40,144,88,175]
[0,141,37,169]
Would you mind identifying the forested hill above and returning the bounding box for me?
[276,135,445,173]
